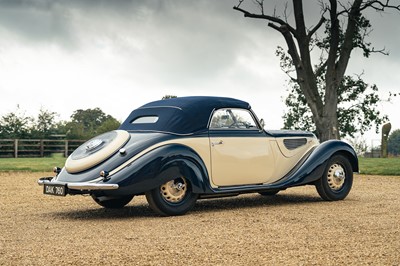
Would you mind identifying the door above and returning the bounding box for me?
[209,108,275,186]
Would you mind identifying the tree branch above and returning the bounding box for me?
[315,60,328,77]
[233,4,297,37]
[360,0,400,12]
[336,0,363,79]
[308,13,327,39]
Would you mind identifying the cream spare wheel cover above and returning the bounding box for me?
[65,130,130,173]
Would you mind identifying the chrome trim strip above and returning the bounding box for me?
[37,178,119,191]
[67,183,119,190]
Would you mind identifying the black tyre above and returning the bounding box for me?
[315,154,353,201]
[145,176,198,216]
[259,189,280,196]
[92,195,134,209]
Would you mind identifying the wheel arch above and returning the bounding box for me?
[109,143,211,195]
[272,140,359,188]
[331,149,359,173]
[156,147,210,194]
[310,140,359,174]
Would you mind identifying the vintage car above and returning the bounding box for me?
[38,96,358,216]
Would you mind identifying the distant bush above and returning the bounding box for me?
[388,129,400,156]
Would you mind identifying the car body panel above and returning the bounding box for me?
[271,137,319,180]
[209,135,274,186]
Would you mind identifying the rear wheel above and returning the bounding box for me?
[315,154,353,201]
[145,176,198,216]
[91,195,134,209]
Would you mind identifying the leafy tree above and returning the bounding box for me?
[0,106,33,139]
[283,73,389,139]
[66,108,120,139]
[31,108,59,139]
[97,117,121,135]
[388,129,400,156]
[234,0,400,141]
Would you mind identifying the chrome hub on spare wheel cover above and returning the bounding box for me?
[160,178,187,203]
[327,163,346,191]
[85,138,103,151]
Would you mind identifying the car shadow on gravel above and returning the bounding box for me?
[192,193,323,214]
[46,203,155,220]
[46,193,323,220]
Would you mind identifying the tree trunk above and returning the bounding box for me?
[303,86,340,142]
[315,113,340,142]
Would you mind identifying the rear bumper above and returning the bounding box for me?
[38,177,119,191]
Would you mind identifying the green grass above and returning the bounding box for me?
[0,154,398,175]
[358,157,400,176]
[0,153,67,172]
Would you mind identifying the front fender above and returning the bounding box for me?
[273,140,358,188]
[101,144,210,196]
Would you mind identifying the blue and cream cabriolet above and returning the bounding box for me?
[38,96,358,216]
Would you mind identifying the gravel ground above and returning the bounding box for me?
[0,172,399,266]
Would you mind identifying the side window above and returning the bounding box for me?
[131,116,159,124]
[209,109,259,130]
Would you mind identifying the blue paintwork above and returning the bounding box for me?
[209,129,266,137]
[266,129,316,138]
[56,133,175,183]
[92,144,210,197]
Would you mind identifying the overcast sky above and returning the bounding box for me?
[0,0,399,143]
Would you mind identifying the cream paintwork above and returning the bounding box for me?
[209,136,318,186]
[269,138,319,180]
[275,138,319,158]
[210,137,274,186]
[102,135,318,189]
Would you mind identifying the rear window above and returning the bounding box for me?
[131,116,159,124]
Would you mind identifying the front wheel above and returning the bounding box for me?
[315,154,353,201]
[91,195,134,209]
[145,176,198,216]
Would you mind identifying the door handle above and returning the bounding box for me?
[211,140,223,146]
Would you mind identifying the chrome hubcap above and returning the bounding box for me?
[327,163,346,191]
[160,178,187,203]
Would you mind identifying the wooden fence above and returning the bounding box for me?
[0,139,86,158]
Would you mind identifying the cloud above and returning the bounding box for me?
[0,0,398,134]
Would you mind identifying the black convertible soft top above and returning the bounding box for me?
[119,96,251,135]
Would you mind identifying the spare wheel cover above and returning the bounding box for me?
[65,130,130,173]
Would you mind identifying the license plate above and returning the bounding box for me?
[44,184,67,196]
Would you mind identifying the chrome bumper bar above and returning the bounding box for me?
[38,177,119,191]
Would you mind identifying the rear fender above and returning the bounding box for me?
[103,144,210,196]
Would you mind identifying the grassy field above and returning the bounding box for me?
[358,157,400,176]
[0,153,67,172]
[0,154,398,175]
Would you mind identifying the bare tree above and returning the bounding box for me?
[234,0,400,141]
